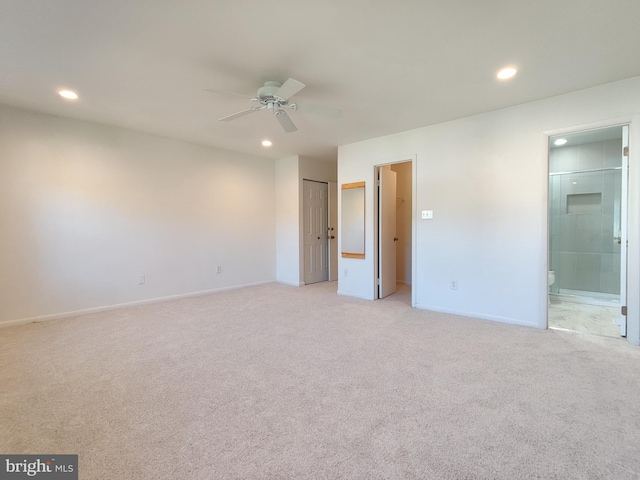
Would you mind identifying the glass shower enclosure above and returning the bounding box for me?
[548,126,625,305]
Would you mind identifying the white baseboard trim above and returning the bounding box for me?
[413,303,541,329]
[337,290,374,301]
[276,280,304,287]
[0,280,275,329]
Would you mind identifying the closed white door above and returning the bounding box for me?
[378,166,397,298]
[303,180,329,284]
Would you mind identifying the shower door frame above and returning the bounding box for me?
[545,122,629,337]
[620,125,629,335]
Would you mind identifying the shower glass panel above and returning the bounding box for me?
[549,127,623,303]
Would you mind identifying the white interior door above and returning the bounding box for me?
[303,180,329,285]
[328,182,338,282]
[378,166,397,298]
[620,125,629,336]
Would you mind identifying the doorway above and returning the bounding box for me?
[375,161,413,303]
[547,125,629,337]
[303,179,329,284]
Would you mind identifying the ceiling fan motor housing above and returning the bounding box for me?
[256,81,287,106]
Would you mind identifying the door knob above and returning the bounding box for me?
[394,237,399,242]
[330,236,335,239]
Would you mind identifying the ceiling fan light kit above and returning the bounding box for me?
[218,78,341,133]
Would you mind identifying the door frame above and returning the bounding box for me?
[328,182,338,281]
[373,156,417,306]
[544,118,637,343]
[621,125,629,335]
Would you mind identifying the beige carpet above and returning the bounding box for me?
[1,282,640,479]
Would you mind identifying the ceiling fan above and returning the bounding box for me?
[218,78,341,133]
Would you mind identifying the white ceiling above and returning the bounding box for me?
[2,0,640,162]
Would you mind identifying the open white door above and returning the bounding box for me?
[620,125,629,336]
[328,182,338,282]
[378,166,397,298]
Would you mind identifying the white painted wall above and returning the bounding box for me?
[0,105,276,325]
[299,156,337,184]
[275,156,302,286]
[338,76,640,345]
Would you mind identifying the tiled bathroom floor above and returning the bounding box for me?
[548,300,622,337]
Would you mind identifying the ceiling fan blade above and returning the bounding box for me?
[275,110,297,133]
[275,78,305,101]
[292,103,342,119]
[219,107,262,122]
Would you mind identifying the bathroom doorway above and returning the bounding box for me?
[375,161,413,305]
[547,125,629,337]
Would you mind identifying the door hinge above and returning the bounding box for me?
[376,278,380,286]
[621,305,627,316]
[623,146,629,157]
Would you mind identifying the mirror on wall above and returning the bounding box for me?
[341,182,365,259]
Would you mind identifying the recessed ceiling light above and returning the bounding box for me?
[554,138,568,146]
[497,67,517,80]
[261,140,272,147]
[58,89,78,100]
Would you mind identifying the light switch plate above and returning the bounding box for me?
[421,210,433,219]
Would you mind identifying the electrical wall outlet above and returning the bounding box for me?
[450,280,458,290]
[216,266,222,274]
[138,275,145,285]
[344,269,348,277]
